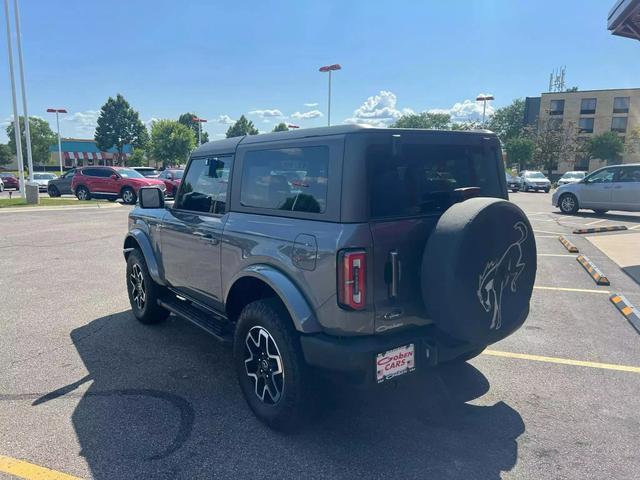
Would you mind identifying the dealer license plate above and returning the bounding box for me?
[376,344,415,383]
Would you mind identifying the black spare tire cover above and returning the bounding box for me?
[421,197,536,345]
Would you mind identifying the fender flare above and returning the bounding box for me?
[123,230,165,285]
[226,265,321,334]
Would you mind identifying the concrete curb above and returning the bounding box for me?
[610,294,640,334]
[573,225,628,234]
[576,254,610,285]
[0,203,123,213]
[558,235,579,253]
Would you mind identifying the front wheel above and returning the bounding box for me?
[121,187,137,205]
[126,249,169,324]
[559,193,579,214]
[75,186,90,201]
[48,185,60,197]
[544,187,550,193]
[234,299,312,431]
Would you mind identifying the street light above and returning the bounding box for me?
[475,94,494,124]
[192,116,207,146]
[47,108,67,174]
[319,64,341,127]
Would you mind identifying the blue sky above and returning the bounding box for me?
[1,0,639,143]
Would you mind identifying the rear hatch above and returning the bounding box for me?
[366,131,505,333]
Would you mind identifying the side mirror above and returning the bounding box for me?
[111,174,119,180]
[139,187,164,209]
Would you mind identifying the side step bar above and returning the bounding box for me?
[158,295,232,343]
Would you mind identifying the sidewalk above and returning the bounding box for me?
[0,202,123,213]
[588,232,640,284]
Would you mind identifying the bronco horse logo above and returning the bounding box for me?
[477,222,528,330]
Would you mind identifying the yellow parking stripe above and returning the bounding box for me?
[483,350,640,374]
[0,455,81,480]
[534,286,610,294]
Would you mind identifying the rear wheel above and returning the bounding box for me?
[559,193,579,214]
[122,187,137,205]
[126,249,169,324]
[234,298,312,431]
[48,185,60,197]
[75,185,90,201]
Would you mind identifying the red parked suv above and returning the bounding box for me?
[71,167,166,204]
[157,168,184,196]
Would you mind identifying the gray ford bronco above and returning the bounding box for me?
[123,125,537,429]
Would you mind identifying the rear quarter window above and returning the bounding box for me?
[240,146,329,214]
[368,141,502,218]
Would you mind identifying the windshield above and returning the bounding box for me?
[117,169,144,179]
[34,173,55,180]
[563,172,584,179]
[525,172,546,179]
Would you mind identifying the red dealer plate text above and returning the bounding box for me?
[376,344,415,383]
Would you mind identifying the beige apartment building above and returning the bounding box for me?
[524,88,640,176]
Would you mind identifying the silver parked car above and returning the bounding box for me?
[519,170,551,192]
[552,164,640,214]
[32,173,58,192]
[557,171,586,186]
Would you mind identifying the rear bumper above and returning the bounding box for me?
[300,326,481,384]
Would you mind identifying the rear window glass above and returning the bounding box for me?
[368,142,501,218]
[241,146,329,213]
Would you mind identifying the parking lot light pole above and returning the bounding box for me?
[192,116,207,146]
[476,94,494,124]
[319,64,341,127]
[3,0,25,198]
[47,108,67,174]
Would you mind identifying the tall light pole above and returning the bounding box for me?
[476,94,494,124]
[12,0,34,184]
[3,0,25,198]
[319,64,341,127]
[47,108,67,174]
[192,116,207,146]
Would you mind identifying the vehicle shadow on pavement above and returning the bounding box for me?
[40,311,525,480]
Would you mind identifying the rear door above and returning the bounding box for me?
[613,165,640,211]
[58,169,76,194]
[160,155,233,307]
[367,133,504,330]
[579,167,617,208]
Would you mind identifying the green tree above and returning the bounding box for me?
[6,116,56,166]
[451,120,481,131]
[505,137,535,170]
[272,122,289,132]
[226,115,259,138]
[486,98,525,142]
[127,148,147,167]
[94,94,148,165]
[178,112,209,144]
[529,119,579,178]
[390,112,451,129]
[149,120,196,168]
[586,132,624,166]
[0,143,11,166]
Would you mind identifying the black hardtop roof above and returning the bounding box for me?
[191,124,498,157]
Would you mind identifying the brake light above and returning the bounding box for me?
[338,250,367,310]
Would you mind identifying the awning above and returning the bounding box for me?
[62,152,130,161]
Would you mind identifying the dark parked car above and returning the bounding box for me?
[157,168,184,196]
[71,166,166,204]
[506,173,522,192]
[0,173,19,190]
[47,169,77,197]
[123,125,537,429]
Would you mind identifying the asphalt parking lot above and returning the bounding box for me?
[2,192,640,480]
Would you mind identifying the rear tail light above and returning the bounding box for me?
[338,250,367,310]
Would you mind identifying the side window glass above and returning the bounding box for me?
[176,156,233,214]
[587,168,616,184]
[618,167,640,183]
[240,146,329,213]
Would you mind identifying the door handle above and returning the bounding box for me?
[193,230,219,245]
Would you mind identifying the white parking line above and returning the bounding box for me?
[585,219,607,226]
[630,225,640,230]
[537,253,575,257]
[534,229,566,235]
[534,286,611,294]
[535,235,556,238]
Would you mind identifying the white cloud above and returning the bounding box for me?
[217,114,235,125]
[248,109,283,118]
[304,102,319,107]
[62,110,100,135]
[344,90,413,127]
[291,110,323,120]
[428,94,495,122]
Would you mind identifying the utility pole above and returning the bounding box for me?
[319,64,341,127]
[3,0,25,198]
